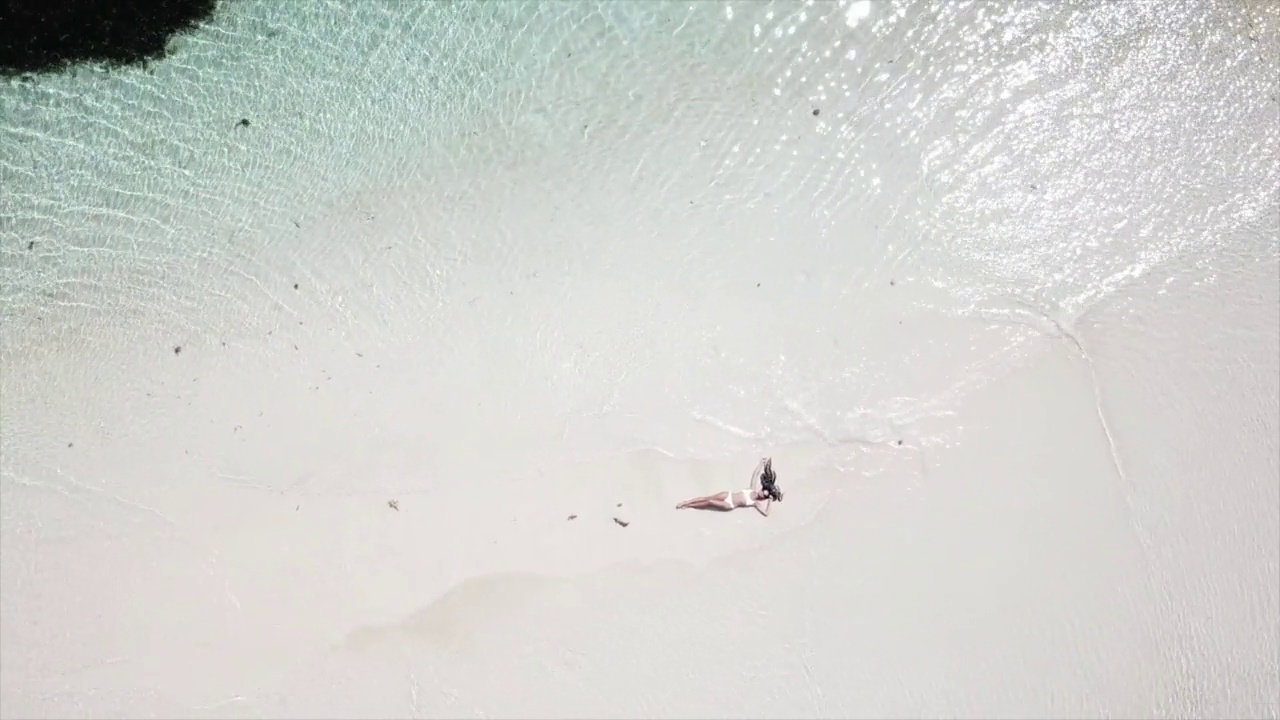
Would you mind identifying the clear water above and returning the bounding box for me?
[1,0,1277,485]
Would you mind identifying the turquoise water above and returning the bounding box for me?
[1,0,1277,469]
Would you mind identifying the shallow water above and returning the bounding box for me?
[1,0,1276,480]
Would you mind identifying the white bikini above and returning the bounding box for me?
[731,489,756,508]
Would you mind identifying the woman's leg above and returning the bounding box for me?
[677,492,731,510]
[677,494,714,509]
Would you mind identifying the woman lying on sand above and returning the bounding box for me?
[675,457,784,516]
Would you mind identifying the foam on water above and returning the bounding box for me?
[1,0,1277,485]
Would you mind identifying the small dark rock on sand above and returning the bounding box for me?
[613,517,629,528]
[387,499,399,511]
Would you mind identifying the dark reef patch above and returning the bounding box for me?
[0,0,219,77]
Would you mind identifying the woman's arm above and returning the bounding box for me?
[749,457,766,492]
[755,497,771,517]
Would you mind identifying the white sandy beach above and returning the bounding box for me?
[2,1,1278,718]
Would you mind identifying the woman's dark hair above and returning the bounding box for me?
[759,459,783,502]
